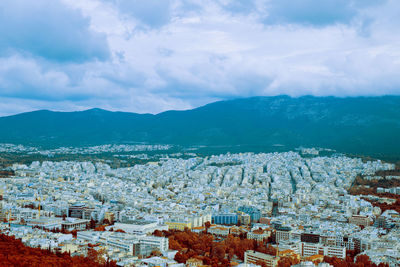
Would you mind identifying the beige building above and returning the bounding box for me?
[165,220,192,231]
[186,258,203,266]
[245,250,279,267]
[247,229,271,241]
[104,212,115,223]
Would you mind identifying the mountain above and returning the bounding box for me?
[1,95,400,159]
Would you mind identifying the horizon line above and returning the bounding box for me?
[1,94,399,118]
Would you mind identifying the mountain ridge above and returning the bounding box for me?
[1,95,400,159]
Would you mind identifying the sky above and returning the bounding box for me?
[0,0,400,116]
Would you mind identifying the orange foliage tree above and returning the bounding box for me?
[154,229,278,266]
[278,256,300,267]
[0,233,117,267]
[323,255,389,267]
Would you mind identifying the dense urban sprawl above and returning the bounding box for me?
[0,145,399,267]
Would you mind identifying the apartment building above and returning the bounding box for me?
[300,242,346,259]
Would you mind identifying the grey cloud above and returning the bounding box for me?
[0,0,110,62]
[1,0,400,117]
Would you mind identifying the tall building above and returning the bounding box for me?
[275,225,292,243]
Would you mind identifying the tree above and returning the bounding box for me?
[205,221,211,234]
[215,245,226,261]
[89,219,96,229]
[227,248,235,261]
[153,230,163,237]
[174,251,189,263]
[0,233,117,267]
[87,247,107,264]
[94,225,107,232]
[356,254,372,266]
[278,256,300,267]
[71,230,78,238]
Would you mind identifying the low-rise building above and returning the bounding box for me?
[113,220,167,235]
[61,218,89,231]
[208,225,230,236]
[247,229,271,241]
[300,242,346,259]
[27,217,63,230]
[349,215,372,227]
[244,250,279,267]
[165,220,191,231]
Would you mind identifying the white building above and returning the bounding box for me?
[113,220,167,235]
[300,242,346,259]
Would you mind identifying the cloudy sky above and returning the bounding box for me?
[0,0,399,116]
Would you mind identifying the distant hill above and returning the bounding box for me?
[1,95,400,159]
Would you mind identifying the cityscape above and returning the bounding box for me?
[1,0,400,266]
[0,144,399,266]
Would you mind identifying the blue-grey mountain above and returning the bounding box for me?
[1,96,399,158]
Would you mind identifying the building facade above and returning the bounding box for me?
[212,213,238,225]
[245,250,279,267]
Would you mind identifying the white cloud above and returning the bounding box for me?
[0,0,400,115]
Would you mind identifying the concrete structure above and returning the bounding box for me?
[113,220,167,235]
[27,217,63,230]
[245,250,279,267]
[300,242,346,259]
[61,218,89,231]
